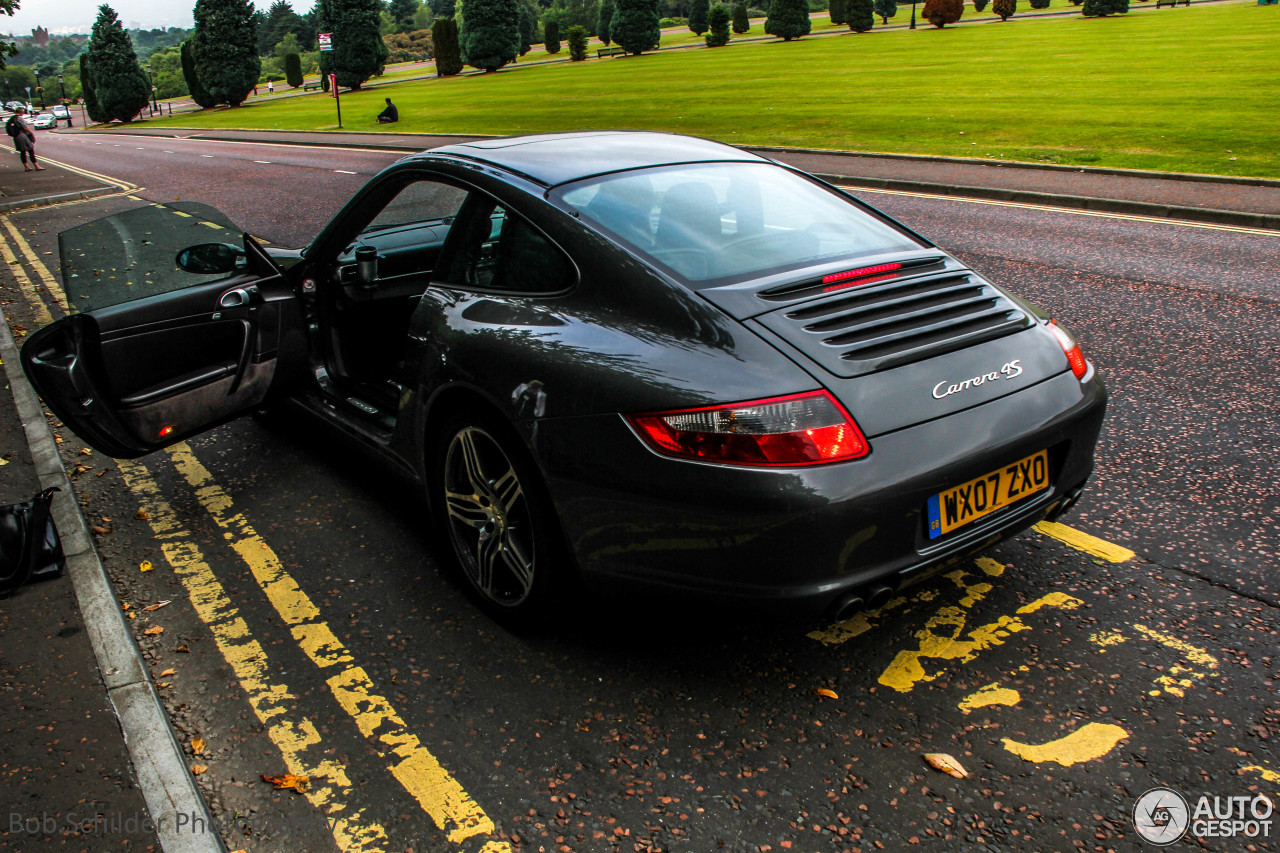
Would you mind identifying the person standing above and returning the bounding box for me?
[377,97,399,124]
[267,80,274,94]
[5,107,43,171]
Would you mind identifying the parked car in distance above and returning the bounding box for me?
[51,104,71,123]
[21,132,1107,627]
[29,112,55,130]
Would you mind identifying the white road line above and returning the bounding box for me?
[201,154,214,157]
[88,133,397,156]
[334,169,357,174]
[254,160,272,164]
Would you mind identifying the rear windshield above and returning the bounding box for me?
[553,162,920,286]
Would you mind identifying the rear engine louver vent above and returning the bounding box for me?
[758,272,1032,378]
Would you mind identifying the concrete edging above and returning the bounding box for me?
[0,185,127,214]
[0,310,223,853]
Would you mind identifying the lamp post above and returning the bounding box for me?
[33,69,43,108]
[58,73,72,126]
[910,0,918,27]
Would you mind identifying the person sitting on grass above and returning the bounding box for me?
[377,98,399,124]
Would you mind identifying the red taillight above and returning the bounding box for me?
[821,262,903,290]
[627,391,869,467]
[1047,321,1088,380]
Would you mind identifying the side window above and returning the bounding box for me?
[441,198,573,295]
[364,180,468,233]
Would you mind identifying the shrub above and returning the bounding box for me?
[705,3,731,44]
[971,0,988,10]
[921,0,963,25]
[658,16,688,25]
[284,51,303,87]
[828,0,847,25]
[566,23,588,59]
[1028,0,1049,7]
[847,0,873,29]
[690,0,710,32]
[544,20,561,52]
[517,2,536,55]
[1083,0,1127,13]
[992,0,1014,17]
[432,17,463,74]
[873,0,896,21]
[747,6,768,14]
[732,2,750,30]
[383,28,435,62]
[613,0,661,53]
[765,0,811,39]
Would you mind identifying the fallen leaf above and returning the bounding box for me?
[159,668,176,678]
[121,602,132,611]
[127,612,136,620]
[192,737,205,755]
[156,682,170,689]
[72,464,92,475]
[136,510,149,520]
[96,469,110,477]
[143,626,164,636]
[923,753,968,779]
[191,764,208,775]
[91,525,111,535]
[813,687,839,700]
[142,600,171,612]
[79,447,92,456]
[140,560,154,572]
[175,644,190,653]
[261,774,310,793]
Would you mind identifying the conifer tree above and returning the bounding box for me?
[322,0,387,88]
[389,0,419,30]
[543,20,561,53]
[284,52,303,86]
[191,0,260,105]
[689,0,710,34]
[705,3,730,44]
[432,16,463,73]
[921,0,962,26]
[992,0,1014,19]
[179,39,217,107]
[764,0,811,39]
[847,0,873,30]
[566,23,588,59]
[828,0,847,26]
[460,0,520,70]
[1028,0,1048,8]
[731,2,750,31]
[517,1,535,54]
[79,54,106,122]
[612,0,660,54]
[85,5,151,121]
[597,0,616,44]
[972,0,988,10]
[872,0,896,22]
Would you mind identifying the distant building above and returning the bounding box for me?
[32,25,48,47]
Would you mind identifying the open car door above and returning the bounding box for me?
[20,202,307,459]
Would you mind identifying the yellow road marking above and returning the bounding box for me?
[1,216,70,309]
[1243,765,1280,785]
[1132,623,1218,698]
[165,443,506,848]
[1089,629,1127,649]
[172,210,193,218]
[200,221,224,230]
[118,459,389,852]
[957,682,1021,714]
[1033,521,1135,563]
[878,591,1082,693]
[839,185,1280,237]
[0,227,52,326]
[1002,722,1129,767]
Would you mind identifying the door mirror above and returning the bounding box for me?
[176,242,245,275]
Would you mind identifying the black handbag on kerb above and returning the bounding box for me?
[0,487,66,597]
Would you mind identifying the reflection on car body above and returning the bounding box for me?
[21,132,1106,626]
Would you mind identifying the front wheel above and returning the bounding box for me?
[432,411,560,623]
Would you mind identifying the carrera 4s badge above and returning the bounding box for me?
[932,360,1023,400]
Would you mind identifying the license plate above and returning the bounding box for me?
[927,450,1049,539]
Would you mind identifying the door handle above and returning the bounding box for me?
[219,285,260,308]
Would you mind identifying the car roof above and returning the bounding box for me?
[419,131,768,187]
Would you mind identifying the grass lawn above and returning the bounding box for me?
[148,3,1279,177]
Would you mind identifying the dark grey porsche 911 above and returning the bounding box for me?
[23,132,1106,624]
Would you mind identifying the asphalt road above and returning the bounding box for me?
[3,135,1278,853]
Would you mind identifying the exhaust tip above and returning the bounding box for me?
[865,585,894,611]
[830,593,865,623]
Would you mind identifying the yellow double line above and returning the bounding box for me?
[0,206,511,853]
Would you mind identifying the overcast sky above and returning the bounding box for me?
[4,0,316,36]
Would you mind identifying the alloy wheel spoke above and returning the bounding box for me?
[456,429,488,495]
[491,465,523,513]
[444,490,489,529]
[475,530,500,595]
[499,531,534,597]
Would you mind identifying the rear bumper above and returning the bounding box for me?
[528,368,1106,615]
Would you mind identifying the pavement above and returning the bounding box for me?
[0,131,1273,852]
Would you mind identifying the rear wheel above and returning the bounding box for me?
[432,410,559,622]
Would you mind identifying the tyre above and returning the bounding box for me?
[431,408,561,624]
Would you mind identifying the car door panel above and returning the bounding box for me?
[23,239,300,459]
